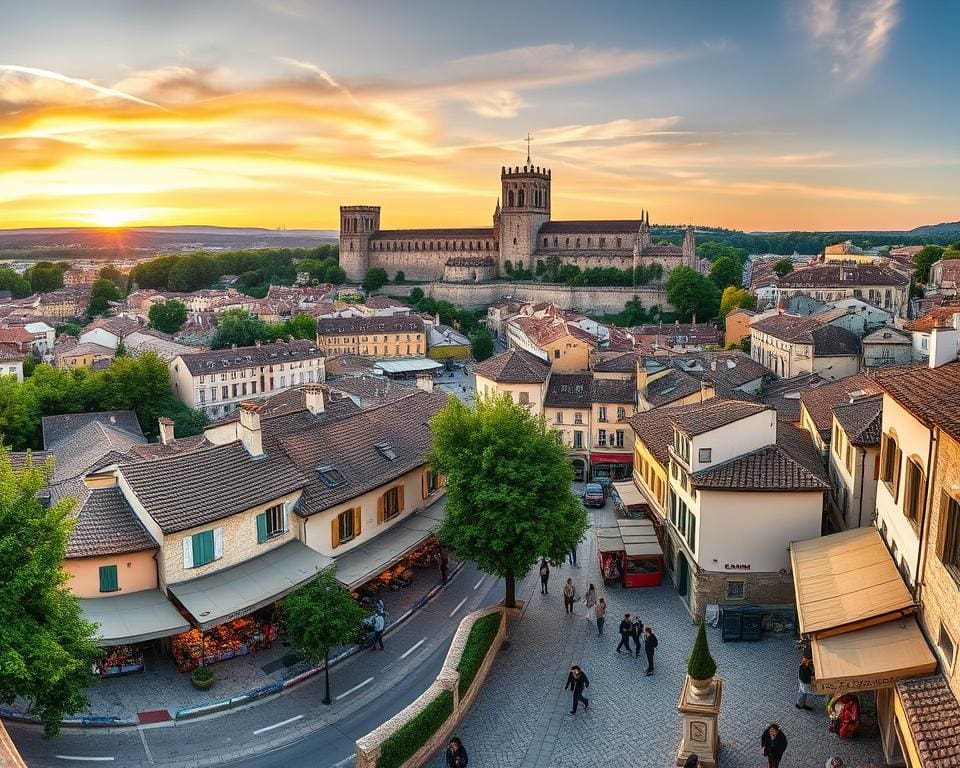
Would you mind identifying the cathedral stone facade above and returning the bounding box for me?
[339,162,696,284]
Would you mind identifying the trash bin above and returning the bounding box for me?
[721,606,743,642]
[742,607,764,641]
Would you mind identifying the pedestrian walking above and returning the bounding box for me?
[683,755,701,768]
[631,615,644,658]
[539,559,550,595]
[584,583,597,618]
[643,626,658,674]
[796,657,815,710]
[565,665,590,714]
[372,611,385,651]
[825,759,843,768]
[616,613,633,653]
[438,549,450,585]
[446,737,468,768]
[563,578,576,615]
[760,723,788,768]
[568,546,578,566]
[595,597,607,636]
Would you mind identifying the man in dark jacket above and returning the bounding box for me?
[631,616,644,658]
[761,723,788,768]
[616,614,633,653]
[565,665,589,714]
[643,626,658,675]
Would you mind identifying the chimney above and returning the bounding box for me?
[304,384,325,415]
[238,402,264,457]
[158,417,175,445]
[415,373,434,393]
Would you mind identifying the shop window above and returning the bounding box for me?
[256,503,286,544]
[937,495,960,578]
[333,508,359,547]
[903,459,926,529]
[938,623,956,671]
[99,564,118,593]
[726,580,745,600]
[185,528,221,568]
[698,448,712,463]
[380,486,403,522]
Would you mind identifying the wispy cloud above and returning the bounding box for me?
[805,0,899,80]
[0,64,167,109]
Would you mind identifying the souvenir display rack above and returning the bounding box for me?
[93,644,145,677]
[172,612,280,672]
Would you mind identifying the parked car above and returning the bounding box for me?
[582,483,606,508]
[594,476,612,494]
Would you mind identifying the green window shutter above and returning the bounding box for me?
[99,565,118,593]
[256,513,268,544]
[193,530,215,566]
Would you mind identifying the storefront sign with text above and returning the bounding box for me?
[724,563,751,570]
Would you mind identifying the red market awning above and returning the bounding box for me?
[590,452,633,464]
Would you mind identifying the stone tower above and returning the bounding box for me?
[683,225,697,270]
[339,205,380,282]
[499,163,550,274]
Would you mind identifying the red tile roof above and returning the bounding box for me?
[798,374,882,438]
[896,675,960,767]
[875,361,960,443]
[473,349,550,383]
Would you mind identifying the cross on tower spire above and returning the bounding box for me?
[525,132,533,165]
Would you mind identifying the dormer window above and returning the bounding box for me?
[316,465,345,487]
[376,441,398,460]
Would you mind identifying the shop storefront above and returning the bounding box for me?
[791,527,937,766]
[171,609,281,672]
[80,589,191,678]
[589,452,632,481]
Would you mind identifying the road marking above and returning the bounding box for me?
[54,758,115,763]
[252,714,303,735]
[137,728,155,765]
[333,755,355,767]
[336,676,374,701]
[473,576,485,590]
[400,638,426,659]
[449,597,468,617]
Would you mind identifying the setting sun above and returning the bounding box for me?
[90,209,136,228]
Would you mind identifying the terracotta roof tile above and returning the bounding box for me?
[593,378,636,405]
[760,372,831,422]
[833,395,883,446]
[691,445,829,491]
[896,675,960,767]
[66,487,158,558]
[876,361,960,443]
[316,315,424,336]
[473,348,550,384]
[778,263,909,288]
[669,399,771,437]
[643,368,703,407]
[178,339,323,376]
[776,422,830,484]
[799,374,882,438]
[593,353,640,373]
[545,374,593,408]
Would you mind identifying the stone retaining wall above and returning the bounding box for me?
[355,606,505,768]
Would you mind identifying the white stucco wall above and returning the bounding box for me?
[812,354,861,381]
[689,410,776,473]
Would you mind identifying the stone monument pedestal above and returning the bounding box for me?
[676,675,722,767]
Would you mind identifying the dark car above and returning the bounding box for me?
[583,482,606,508]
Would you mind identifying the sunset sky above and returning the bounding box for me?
[1,0,957,232]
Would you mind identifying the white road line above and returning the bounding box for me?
[449,597,468,617]
[252,714,303,735]
[137,728,155,765]
[333,754,355,768]
[400,638,426,659]
[336,676,374,701]
[473,576,485,590]
[54,757,115,763]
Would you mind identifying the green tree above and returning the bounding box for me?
[0,377,40,448]
[428,394,588,608]
[0,268,32,299]
[55,323,84,338]
[394,271,405,284]
[687,621,717,681]
[409,287,425,303]
[324,265,347,284]
[912,245,945,284]
[666,266,721,322]
[26,262,66,294]
[719,286,757,317]
[286,313,318,341]
[0,450,101,736]
[212,309,267,349]
[469,327,494,362]
[167,253,219,293]
[772,258,794,278]
[98,266,126,293]
[709,256,742,288]
[283,569,366,704]
[362,267,389,294]
[697,241,748,265]
[148,299,188,334]
[86,278,123,319]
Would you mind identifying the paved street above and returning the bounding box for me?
[426,501,887,768]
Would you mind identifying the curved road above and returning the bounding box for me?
[9,563,503,768]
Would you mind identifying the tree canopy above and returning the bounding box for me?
[912,245,945,284]
[86,278,123,319]
[666,266,721,322]
[771,258,795,278]
[428,394,588,607]
[0,450,101,736]
[148,299,188,334]
[719,286,757,318]
[469,327,494,362]
[697,241,748,266]
[283,569,366,703]
[25,262,69,294]
[212,309,268,349]
[0,268,32,299]
[362,267,389,294]
[709,256,742,288]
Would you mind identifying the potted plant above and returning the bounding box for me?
[687,621,717,696]
[191,666,215,690]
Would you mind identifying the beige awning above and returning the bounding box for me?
[613,481,647,507]
[80,589,191,646]
[791,527,915,635]
[811,617,937,694]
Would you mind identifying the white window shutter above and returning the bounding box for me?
[283,504,290,533]
[213,527,223,559]
[182,536,193,569]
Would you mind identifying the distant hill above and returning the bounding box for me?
[0,225,338,256]
[907,221,960,236]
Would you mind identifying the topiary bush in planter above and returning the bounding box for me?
[687,620,717,683]
[191,666,215,690]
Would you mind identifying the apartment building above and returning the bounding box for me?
[315,315,426,358]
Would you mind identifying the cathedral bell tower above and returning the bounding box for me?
[339,205,380,282]
[499,161,550,275]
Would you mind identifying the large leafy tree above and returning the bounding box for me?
[25,262,67,294]
[286,313,318,341]
[709,256,742,288]
[469,327,494,362]
[148,299,188,334]
[0,268,33,299]
[0,450,101,736]
[213,309,268,349]
[362,267,389,294]
[86,279,123,319]
[912,245,945,284]
[666,266,721,322]
[428,394,588,608]
[283,569,366,704]
[771,258,794,278]
[720,286,757,318]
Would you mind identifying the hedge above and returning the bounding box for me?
[379,689,454,768]
[456,612,501,699]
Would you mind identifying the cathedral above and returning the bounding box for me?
[339,160,696,284]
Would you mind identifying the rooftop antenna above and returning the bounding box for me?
[525,132,533,165]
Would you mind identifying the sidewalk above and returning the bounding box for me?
[76,557,457,720]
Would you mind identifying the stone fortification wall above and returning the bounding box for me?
[369,251,450,281]
[392,282,673,314]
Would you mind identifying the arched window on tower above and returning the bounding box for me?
[543,238,548,247]
[576,238,581,248]
[508,191,514,207]
[518,189,525,207]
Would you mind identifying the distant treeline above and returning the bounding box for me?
[650,227,960,254]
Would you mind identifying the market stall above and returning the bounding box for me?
[618,519,664,587]
[171,609,280,672]
[596,527,624,587]
[93,645,145,678]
